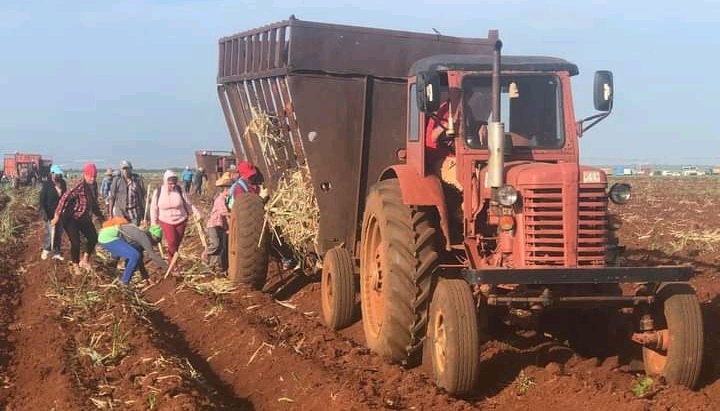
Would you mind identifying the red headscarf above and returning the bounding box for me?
[83,162,97,179]
[237,161,257,180]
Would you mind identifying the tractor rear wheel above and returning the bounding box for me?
[321,247,356,330]
[642,283,703,388]
[359,178,439,366]
[427,277,480,395]
[228,194,268,290]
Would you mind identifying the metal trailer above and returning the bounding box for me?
[216,16,498,254]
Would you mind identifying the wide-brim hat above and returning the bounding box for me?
[215,173,234,187]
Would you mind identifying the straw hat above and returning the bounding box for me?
[215,173,234,187]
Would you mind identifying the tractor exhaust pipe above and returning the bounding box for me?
[487,40,505,190]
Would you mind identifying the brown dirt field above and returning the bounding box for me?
[0,176,718,410]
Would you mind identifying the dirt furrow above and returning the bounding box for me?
[144,279,373,410]
[0,190,256,410]
[143,250,720,411]
[0,190,86,410]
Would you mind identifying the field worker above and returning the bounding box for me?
[228,163,239,180]
[108,160,146,226]
[100,168,114,215]
[100,168,113,198]
[39,165,67,260]
[204,173,233,274]
[150,170,202,271]
[98,223,168,287]
[181,166,194,192]
[228,161,269,209]
[52,162,105,274]
[193,167,207,195]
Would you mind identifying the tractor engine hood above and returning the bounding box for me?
[502,162,607,187]
[481,161,610,268]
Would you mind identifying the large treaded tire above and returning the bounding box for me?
[359,178,439,366]
[228,193,268,290]
[642,283,704,388]
[427,278,480,396]
[321,247,356,330]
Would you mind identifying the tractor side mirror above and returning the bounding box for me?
[416,71,441,113]
[593,70,614,112]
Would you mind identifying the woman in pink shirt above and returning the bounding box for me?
[150,170,201,268]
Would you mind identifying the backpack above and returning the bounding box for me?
[154,185,191,215]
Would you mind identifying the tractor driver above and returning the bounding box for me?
[426,87,462,191]
[425,87,489,191]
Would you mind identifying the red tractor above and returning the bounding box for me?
[217,18,703,396]
[194,150,237,188]
[3,153,52,189]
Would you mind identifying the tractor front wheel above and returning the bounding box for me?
[642,283,703,389]
[427,277,480,396]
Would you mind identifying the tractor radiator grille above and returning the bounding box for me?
[523,187,564,266]
[577,185,608,266]
[522,185,608,267]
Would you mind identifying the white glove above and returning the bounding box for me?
[259,186,269,200]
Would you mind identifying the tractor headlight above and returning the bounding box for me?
[609,183,631,205]
[497,185,518,206]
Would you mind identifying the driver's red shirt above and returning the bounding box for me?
[425,101,455,163]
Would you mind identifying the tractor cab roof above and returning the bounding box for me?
[409,54,579,77]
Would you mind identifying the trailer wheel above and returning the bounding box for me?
[228,193,268,290]
[321,247,356,330]
[359,178,439,366]
[427,278,479,395]
[642,283,703,388]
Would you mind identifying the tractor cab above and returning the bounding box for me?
[408,47,618,270]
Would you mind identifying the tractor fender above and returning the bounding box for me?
[379,165,451,250]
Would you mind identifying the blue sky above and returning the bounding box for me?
[1,0,719,169]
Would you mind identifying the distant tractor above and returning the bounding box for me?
[217,18,704,396]
[194,150,237,188]
[3,153,52,189]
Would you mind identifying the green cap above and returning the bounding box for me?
[149,225,162,240]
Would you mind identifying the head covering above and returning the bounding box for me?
[148,224,162,240]
[163,169,178,183]
[185,165,190,170]
[120,160,133,170]
[83,163,97,179]
[228,164,237,171]
[105,167,113,176]
[215,173,234,187]
[237,161,257,179]
[50,165,64,176]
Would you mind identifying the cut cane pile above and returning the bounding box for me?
[244,108,320,258]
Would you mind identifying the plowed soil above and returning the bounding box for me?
[0,176,718,410]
